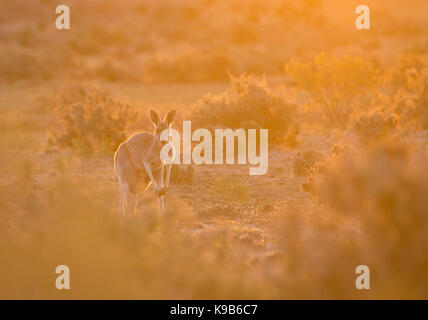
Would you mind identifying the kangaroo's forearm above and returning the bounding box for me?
[144,162,159,190]
[165,163,172,188]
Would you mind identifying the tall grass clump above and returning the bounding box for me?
[48,86,137,155]
[192,74,297,143]
[285,54,381,128]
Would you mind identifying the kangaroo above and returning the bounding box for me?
[114,109,176,215]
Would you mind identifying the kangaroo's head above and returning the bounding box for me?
[150,109,176,142]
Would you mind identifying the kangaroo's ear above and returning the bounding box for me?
[164,109,176,126]
[150,110,161,125]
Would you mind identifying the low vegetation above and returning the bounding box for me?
[353,109,398,142]
[48,86,137,155]
[192,74,297,143]
[1,0,428,300]
[285,54,381,128]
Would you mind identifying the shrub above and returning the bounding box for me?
[353,109,398,142]
[303,141,428,297]
[387,68,428,130]
[48,86,137,155]
[285,54,381,128]
[192,74,297,143]
[293,150,322,176]
[389,53,428,89]
[38,85,94,112]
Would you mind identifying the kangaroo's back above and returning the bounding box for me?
[115,131,159,174]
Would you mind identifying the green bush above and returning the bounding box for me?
[192,74,297,143]
[285,54,381,128]
[48,86,137,155]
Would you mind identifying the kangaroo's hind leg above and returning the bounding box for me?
[123,167,139,215]
[152,167,164,213]
[115,144,138,215]
[123,186,136,214]
[119,177,137,215]
[118,178,125,215]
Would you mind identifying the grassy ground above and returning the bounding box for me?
[0,78,342,254]
[0,79,318,242]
